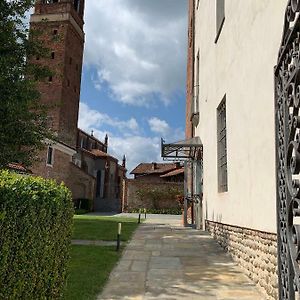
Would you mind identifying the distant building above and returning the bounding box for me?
[130,162,183,182]
[29,0,126,212]
[123,162,184,212]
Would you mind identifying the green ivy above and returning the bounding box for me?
[135,186,183,210]
[0,171,73,299]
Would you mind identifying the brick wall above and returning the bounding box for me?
[185,0,195,139]
[32,147,95,201]
[30,1,84,148]
[125,180,183,211]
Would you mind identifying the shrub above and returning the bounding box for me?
[73,198,92,211]
[74,208,89,215]
[0,171,74,299]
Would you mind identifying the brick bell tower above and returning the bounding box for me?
[30,0,85,148]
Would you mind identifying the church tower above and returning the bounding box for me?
[30,0,85,147]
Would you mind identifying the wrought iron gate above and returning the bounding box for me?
[275,1,300,299]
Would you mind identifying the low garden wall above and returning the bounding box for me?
[206,220,278,300]
[0,171,73,299]
[125,179,183,213]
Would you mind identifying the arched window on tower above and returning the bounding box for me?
[43,0,59,4]
[73,0,80,13]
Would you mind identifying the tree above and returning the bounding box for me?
[0,0,52,168]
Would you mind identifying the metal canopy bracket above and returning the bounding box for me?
[161,136,203,161]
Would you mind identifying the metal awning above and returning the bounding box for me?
[161,136,203,160]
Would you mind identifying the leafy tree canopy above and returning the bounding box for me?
[0,0,52,169]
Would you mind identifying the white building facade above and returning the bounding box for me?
[190,1,288,298]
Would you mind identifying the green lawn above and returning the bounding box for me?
[72,215,139,241]
[63,245,120,300]
[63,215,139,300]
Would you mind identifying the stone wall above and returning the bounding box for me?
[206,220,278,300]
[125,180,183,211]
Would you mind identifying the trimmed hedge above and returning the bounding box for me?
[0,171,74,299]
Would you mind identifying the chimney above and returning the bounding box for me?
[122,155,126,168]
[104,134,108,146]
[152,162,157,170]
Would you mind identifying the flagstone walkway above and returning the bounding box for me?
[97,214,264,300]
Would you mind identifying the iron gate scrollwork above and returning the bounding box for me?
[275,1,300,299]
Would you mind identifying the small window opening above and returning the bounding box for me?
[51,52,55,59]
[73,0,80,13]
[53,29,58,35]
[47,146,54,165]
[48,76,53,82]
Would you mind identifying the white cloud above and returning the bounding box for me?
[148,117,170,136]
[78,102,184,175]
[78,102,139,134]
[84,0,187,106]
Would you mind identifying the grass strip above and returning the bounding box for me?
[72,215,139,241]
[63,245,120,300]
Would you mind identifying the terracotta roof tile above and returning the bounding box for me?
[130,162,180,175]
[90,149,110,158]
[160,168,184,178]
[8,163,31,173]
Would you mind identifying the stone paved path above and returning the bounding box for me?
[98,215,264,300]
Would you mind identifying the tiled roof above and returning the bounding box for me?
[8,163,31,173]
[160,168,184,178]
[82,149,118,162]
[90,149,110,158]
[130,163,179,175]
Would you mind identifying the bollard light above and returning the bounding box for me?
[116,222,121,251]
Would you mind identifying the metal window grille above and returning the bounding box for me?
[217,96,227,192]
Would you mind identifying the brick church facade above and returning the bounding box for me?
[30,0,126,212]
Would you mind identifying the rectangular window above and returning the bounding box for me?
[215,0,225,43]
[195,49,200,112]
[51,52,55,59]
[47,146,54,166]
[217,96,227,192]
[74,0,80,12]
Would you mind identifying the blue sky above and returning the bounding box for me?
[74,0,188,173]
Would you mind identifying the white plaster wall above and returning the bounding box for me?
[194,0,287,233]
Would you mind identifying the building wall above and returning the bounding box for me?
[32,144,95,201]
[194,0,286,233]
[126,180,183,211]
[133,174,167,183]
[185,0,195,139]
[30,0,85,148]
